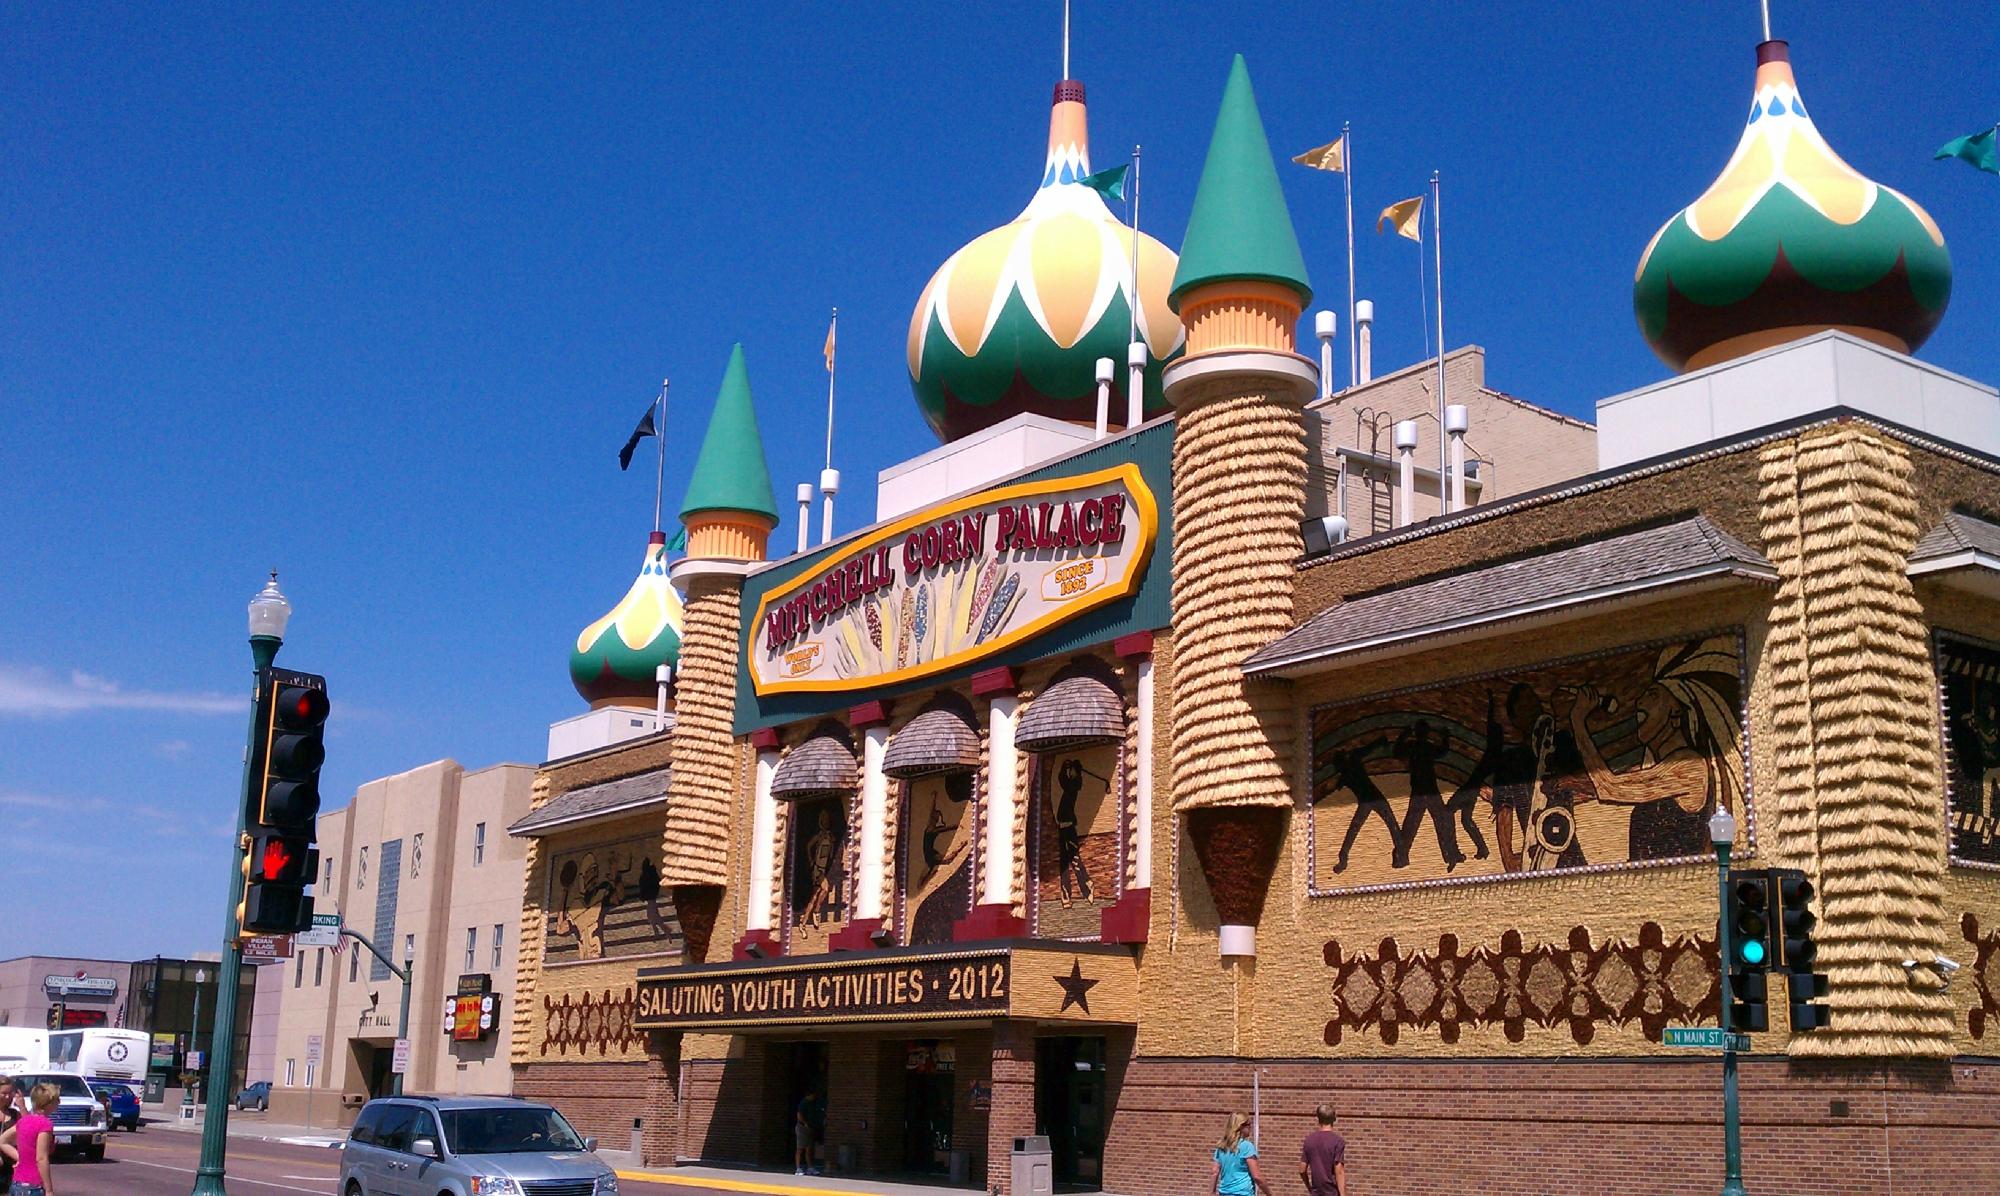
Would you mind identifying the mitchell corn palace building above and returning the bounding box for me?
[508,36,2000,1196]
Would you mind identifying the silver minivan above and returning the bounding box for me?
[340,1095,618,1196]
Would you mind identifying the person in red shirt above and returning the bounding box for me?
[1297,1103,1347,1196]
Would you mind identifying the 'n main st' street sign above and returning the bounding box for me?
[1662,1026,1750,1051]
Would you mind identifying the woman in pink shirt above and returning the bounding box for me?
[6,1081,59,1196]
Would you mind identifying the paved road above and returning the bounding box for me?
[40,1126,699,1196]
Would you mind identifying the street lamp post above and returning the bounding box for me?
[190,573,291,1196]
[190,968,208,1109]
[1709,806,1748,1196]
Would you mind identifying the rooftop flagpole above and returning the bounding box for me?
[654,379,669,534]
[1127,143,1144,430]
[1343,122,1356,390]
[1432,171,1448,513]
[820,309,839,545]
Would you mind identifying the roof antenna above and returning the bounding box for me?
[1062,0,1071,78]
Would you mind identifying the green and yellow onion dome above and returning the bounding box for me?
[1635,41,1949,373]
[569,531,684,708]
[908,79,1184,443]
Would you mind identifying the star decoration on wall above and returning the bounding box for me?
[1054,959,1099,1014]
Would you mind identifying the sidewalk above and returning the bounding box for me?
[612,1163,987,1196]
[149,1111,346,1147]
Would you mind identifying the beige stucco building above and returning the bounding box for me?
[267,759,533,1127]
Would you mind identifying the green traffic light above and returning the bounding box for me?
[1739,939,1767,965]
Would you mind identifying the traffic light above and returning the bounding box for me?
[238,667,328,934]
[1773,868,1831,1031]
[259,674,329,832]
[241,829,318,934]
[1724,869,1773,1032]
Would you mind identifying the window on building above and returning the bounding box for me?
[404,933,415,965]
[305,1061,316,1088]
[284,1059,296,1087]
[464,927,477,973]
[294,952,304,988]
[349,947,359,984]
[412,832,424,878]
[324,855,335,889]
[492,924,503,969]
[357,846,369,890]
[474,822,486,866]
[314,949,325,987]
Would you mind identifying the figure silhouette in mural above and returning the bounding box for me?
[633,853,676,941]
[1456,687,1543,871]
[1054,758,1095,905]
[552,852,619,959]
[801,809,844,927]
[1971,687,2000,846]
[918,772,971,887]
[1326,737,1410,872]
[1564,641,1742,862]
[1394,721,1467,870]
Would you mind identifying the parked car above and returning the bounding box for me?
[90,1082,142,1131]
[340,1094,617,1196]
[236,1080,272,1112]
[12,1071,108,1160]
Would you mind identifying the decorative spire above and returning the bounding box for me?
[679,343,778,525]
[1170,55,1312,312]
[1634,40,1950,372]
[570,531,684,708]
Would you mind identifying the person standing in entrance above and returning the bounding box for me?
[1298,1103,1348,1196]
[794,1087,826,1176]
[1211,1112,1271,1196]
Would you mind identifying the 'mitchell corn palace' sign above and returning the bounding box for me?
[749,464,1157,695]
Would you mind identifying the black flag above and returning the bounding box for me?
[618,403,657,471]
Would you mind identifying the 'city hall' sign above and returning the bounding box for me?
[750,464,1157,695]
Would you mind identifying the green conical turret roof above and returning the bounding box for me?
[1170,55,1311,311]
[679,343,778,523]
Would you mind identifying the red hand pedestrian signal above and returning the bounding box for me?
[263,838,295,881]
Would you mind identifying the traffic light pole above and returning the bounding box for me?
[339,929,414,1095]
[189,634,280,1196]
[1713,836,1747,1196]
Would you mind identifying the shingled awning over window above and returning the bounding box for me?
[509,766,669,837]
[1016,669,1125,753]
[1245,516,1775,678]
[883,701,981,779]
[771,724,859,800]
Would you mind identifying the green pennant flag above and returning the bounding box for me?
[1936,126,2000,175]
[665,526,687,552]
[1078,163,1129,201]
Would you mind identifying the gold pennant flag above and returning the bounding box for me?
[1292,133,1347,173]
[823,315,836,373]
[1378,195,1424,241]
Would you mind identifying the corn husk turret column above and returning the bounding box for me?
[665,343,778,963]
[1163,56,1318,958]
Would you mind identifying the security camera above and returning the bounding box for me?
[1933,956,1962,975]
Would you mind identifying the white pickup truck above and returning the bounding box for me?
[10,1070,109,1161]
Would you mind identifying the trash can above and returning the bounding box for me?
[143,1076,166,1104]
[1011,1135,1052,1196]
[949,1148,971,1185]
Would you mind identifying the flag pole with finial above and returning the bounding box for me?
[654,379,669,534]
[820,308,839,545]
[1431,170,1447,512]
[1343,121,1356,390]
[1127,142,1144,430]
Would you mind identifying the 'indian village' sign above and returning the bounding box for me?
[749,463,1157,695]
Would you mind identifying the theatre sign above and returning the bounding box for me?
[750,464,1157,696]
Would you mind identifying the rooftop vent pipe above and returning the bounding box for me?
[1445,403,1469,512]
[1355,300,1375,384]
[1314,310,1338,400]
[1394,418,1419,527]
[1094,356,1115,440]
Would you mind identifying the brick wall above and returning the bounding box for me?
[514,1058,648,1147]
[1104,1054,2000,1196]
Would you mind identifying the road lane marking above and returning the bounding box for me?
[122,1157,336,1194]
[614,1172,900,1196]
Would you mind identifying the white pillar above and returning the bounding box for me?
[1093,357,1114,440]
[794,483,812,555]
[746,747,780,932]
[818,468,840,546]
[1394,419,1418,528]
[980,694,1020,908]
[1314,310,1337,400]
[1446,404,1469,513]
[1355,299,1375,384]
[855,724,890,922]
[1131,655,1154,889]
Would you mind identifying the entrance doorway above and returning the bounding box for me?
[1035,1036,1105,1191]
[776,1041,829,1171]
[902,1041,955,1174]
[348,1041,392,1100]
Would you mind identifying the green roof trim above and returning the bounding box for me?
[679,343,779,523]
[1170,55,1312,311]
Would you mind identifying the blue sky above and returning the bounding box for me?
[2,2,1993,959]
